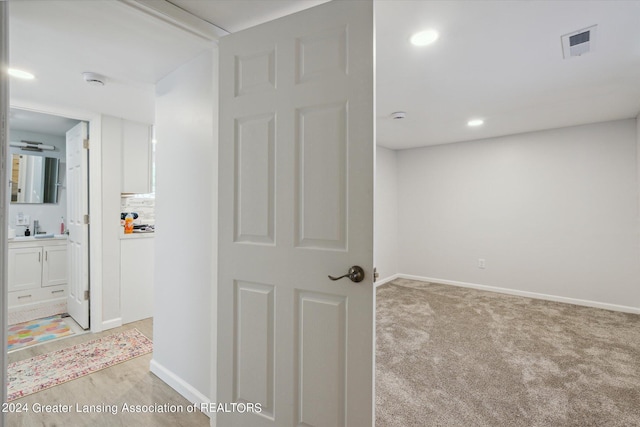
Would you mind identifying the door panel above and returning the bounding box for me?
[234,281,275,418]
[295,102,347,249]
[218,1,374,426]
[42,246,67,287]
[7,248,42,291]
[297,291,346,427]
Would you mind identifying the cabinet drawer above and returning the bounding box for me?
[41,285,68,300]
[8,289,39,307]
[8,285,67,308]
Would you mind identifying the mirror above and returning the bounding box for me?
[10,154,60,204]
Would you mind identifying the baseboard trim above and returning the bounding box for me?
[150,359,211,418]
[101,317,122,331]
[375,273,400,287]
[397,274,640,314]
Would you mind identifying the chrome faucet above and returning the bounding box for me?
[33,219,40,235]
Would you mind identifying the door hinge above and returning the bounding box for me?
[83,214,90,225]
[83,139,90,149]
[84,290,90,300]
[374,267,379,283]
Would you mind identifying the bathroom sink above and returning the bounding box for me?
[12,234,67,241]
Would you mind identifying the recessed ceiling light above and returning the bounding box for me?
[410,30,439,46]
[8,68,35,80]
[468,119,484,127]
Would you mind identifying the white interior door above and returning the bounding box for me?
[217,1,375,426]
[66,122,89,329]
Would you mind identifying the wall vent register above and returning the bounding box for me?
[562,25,597,59]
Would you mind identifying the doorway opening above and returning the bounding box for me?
[6,108,91,352]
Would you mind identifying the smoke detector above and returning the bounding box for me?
[82,72,107,86]
[391,111,407,120]
[561,25,597,59]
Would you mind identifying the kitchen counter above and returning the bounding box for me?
[119,231,155,240]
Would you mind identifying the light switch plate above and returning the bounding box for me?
[16,214,30,226]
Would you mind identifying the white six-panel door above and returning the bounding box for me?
[66,122,89,329]
[217,1,375,426]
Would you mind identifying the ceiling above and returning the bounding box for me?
[8,0,214,124]
[375,1,640,149]
[8,1,640,149]
[10,109,80,137]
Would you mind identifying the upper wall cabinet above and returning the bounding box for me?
[122,120,152,194]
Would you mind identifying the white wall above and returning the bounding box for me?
[8,130,67,235]
[397,119,640,311]
[152,49,217,406]
[375,146,399,283]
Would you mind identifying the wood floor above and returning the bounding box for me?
[7,318,210,427]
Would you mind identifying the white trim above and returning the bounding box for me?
[88,117,103,333]
[118,0,228,41]
[375,273,399,287]
[101,317,123,330]
[397,273,640,314]
[636,114,640,311]
[150,359,212,418]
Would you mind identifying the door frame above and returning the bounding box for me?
[1,2,9,423]
[3,102,103,333]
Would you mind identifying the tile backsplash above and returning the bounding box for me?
[121,195,155,225]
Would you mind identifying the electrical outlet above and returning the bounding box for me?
[478,258,486,269]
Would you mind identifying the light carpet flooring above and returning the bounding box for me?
[8,281,639,426]
[7,318,209,427]
[376,278,640,427]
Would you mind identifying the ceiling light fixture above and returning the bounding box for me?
[10,141,55,151]
[8,68,35,80]
[410,30,439,46]
[467,119,484,127]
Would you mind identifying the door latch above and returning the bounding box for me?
[328,266,365,283]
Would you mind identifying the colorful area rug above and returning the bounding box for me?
[8,316,74,351]
[8,329,153,401]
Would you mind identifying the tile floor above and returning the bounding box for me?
[6,318,210,427]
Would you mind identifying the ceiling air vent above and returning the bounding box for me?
[562,25,597,59]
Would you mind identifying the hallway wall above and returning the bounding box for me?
[152,49,218,407]
[375,146,399,283]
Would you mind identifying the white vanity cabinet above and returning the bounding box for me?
[8,247,43,292]
[42,245,68,287]
[8,237,68,309]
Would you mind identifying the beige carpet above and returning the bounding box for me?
[376,278,640,427]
